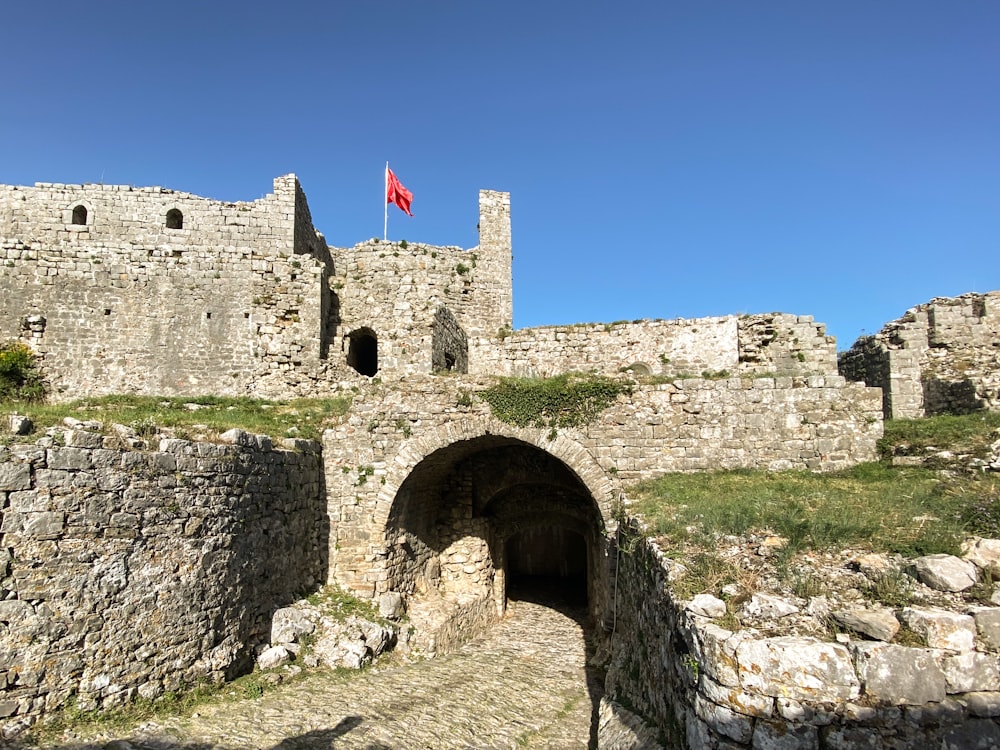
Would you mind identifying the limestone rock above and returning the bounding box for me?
[901,606,976,651]
[378,591,405,620]
[736,636,860,702]
[941,718,1000,749]
[964,692,1000,718]
[832,608,900,642]
[751,720,818,750]
[694,694,752,743]
[256,645,291,670]
[851,642,946,705]
[6,414,32,435]
[941,651,1000,693]
[687,593,727,618]
[910,554,977,592]
[270,606,316,646]
[740,593,799,620]
[962,537,1000,580]
[973,607,1000,650]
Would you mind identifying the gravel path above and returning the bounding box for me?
[24,597,607,749]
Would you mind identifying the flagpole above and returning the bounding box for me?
[383,162,389,242]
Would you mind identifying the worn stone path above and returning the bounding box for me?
[24,598,612,750]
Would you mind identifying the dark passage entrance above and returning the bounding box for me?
[347,328,378,377]
[505,526,589,607]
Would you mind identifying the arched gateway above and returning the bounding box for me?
[332,420,621,641]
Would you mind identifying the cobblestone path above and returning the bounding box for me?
[28,597,608,750]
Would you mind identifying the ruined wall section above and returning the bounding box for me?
[328,191,510,381]
[737,313,838,376]
[0,430,325,731]
[323,373,881,601]
[330,240,481,377]
[840,291,1000,418]
[608,521,1000,749]
[473,313,838,381]
[0,176,330,399]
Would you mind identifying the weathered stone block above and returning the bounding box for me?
[23,511,64,538]
[901,606,976,652]
[0,463,30,491]
[910,554,977,592]
[852,642,946,705]
[46,447,92,471]
[737,636,860,702]
[942,652,1000,693]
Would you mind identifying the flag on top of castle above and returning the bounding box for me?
[386,165,413,216]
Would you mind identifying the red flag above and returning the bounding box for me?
[386,167,413,216]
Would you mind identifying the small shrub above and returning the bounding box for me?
[399,239,408,249]
[455,263,470,275]
[0,340,46,402]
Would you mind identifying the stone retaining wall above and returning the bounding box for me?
[606,521,1000,749]
[0,428,325,734]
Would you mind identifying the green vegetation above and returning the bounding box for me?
[630,411,1000,598]
[0,340,46,403]
[479,373,632,430]
[4,394,351,442]
[879,411,1000,460]
[305,584,383,623]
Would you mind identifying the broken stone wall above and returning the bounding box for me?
[606,521,1000,749]
[840,291,1000,418]
[0,430,326,734]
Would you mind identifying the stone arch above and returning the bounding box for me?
[627,361,652,376]
[368,418,620,632]
[346,327,378,377]
[371,419,618,533]
[165,208,184,229]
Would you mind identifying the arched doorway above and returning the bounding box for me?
[381,436,611,630]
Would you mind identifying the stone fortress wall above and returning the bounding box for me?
[0,426,325,724]
[2,175,996,745]
[839,291,1000,419]
[0,178,512,400]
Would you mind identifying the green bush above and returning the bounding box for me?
[0,340,46,402]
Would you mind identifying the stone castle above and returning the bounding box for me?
[1,175,996,746]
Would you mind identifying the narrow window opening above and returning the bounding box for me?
[166,209,184,229]
[104,309,111,316]
[72,205,88,225]
[206,312,212,319]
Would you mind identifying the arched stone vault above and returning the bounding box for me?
[350,416,621,629]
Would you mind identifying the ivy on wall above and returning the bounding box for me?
[479,373,632,429]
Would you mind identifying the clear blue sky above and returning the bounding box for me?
[3,2,997,350]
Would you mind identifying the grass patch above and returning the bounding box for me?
[25,682,220,745]
[305,584,382,623]
[632,462,999,559]
[0,340,46,403]
[879,412,1000,460]
[1,394,351,443]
